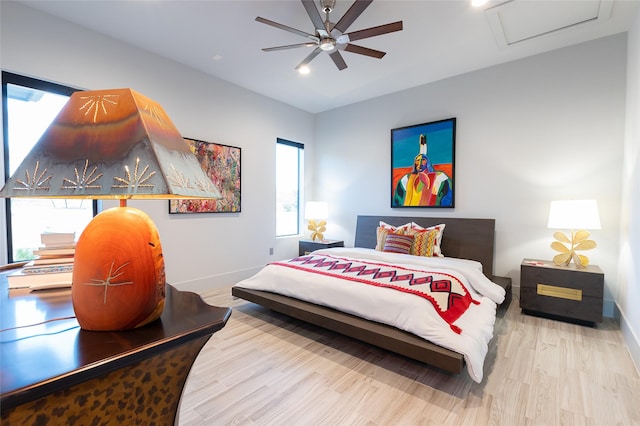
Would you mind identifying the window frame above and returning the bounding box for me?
[276,138,304,238]
[1,71,98,263]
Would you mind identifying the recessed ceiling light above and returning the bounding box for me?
[298,66,310,75]
[471,0,489,7]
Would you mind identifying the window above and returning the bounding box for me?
[276,138,304,237]
[2,72,97,263]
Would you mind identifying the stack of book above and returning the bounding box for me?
[7,232,76,290]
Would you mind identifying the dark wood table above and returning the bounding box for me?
[0,278,231,425]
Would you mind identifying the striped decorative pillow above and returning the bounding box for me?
[375,222,413,250]
[376,226,405,250]
[382,233,415,254]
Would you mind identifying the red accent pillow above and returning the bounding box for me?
[382,233,414,254]
[375,222,413,251]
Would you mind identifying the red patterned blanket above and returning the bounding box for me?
[270,254,479,334]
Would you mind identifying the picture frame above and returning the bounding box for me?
[391,117,456,208]
[169,138,241,214]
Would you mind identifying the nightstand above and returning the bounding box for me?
[299,239,344,255]
[520,258,604,325]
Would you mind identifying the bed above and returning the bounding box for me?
[232,215,512,382]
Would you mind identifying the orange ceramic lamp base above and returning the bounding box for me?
[72,206,166,331]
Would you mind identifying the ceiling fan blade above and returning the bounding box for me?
[295,47,323,70]
[333,0,373,33]
[329,51,348,70]
[343,43,386,59]
[256,16,318,41]
[301,0,325,31]
[345,21,403,42]
[262,42,318,52]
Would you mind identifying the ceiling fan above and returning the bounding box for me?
[256,0,403,71]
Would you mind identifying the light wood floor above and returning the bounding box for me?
[178,287,640,425]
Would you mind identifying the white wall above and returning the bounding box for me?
[315,34,628,319]
[0,2,314,291]
[619,7,640,373]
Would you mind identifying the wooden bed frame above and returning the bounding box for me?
[232,215,511,375]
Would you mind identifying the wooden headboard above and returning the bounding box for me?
[354,215,496,278]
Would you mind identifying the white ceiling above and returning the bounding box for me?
[20,0,638,113]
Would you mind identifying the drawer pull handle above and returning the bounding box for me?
[537,284,582,301]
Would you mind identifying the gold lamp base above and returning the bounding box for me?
[307,219,326,242]
[550,229,597,267]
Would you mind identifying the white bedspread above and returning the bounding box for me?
[233,247,506,383]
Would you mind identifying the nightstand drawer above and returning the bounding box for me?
[520,259,603,324]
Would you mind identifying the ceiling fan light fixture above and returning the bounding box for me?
[319,38,336,51]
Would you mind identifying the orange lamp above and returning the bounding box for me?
[0,88,221,330]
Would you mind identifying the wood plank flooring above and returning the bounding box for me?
[178,287,640,425]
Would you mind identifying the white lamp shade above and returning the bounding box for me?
[548,200,601,230]
[305,201,328,220]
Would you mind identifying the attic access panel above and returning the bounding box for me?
[486,0,613,47]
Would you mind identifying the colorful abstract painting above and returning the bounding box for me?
[391,118,456,208]
[169,138,241,213]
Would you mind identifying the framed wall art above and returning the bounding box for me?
[169,138,241,214]
[391,117,456,208]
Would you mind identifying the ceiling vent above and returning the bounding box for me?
[486,0,614,47]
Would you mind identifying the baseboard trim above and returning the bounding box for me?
[171,266,263,294]
[615,303,640,377]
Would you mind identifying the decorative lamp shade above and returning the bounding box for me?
[0,88,221,200]
[548,200,601,230]
[304,201,328,220]
[547,200,601,267]
[0,88,221,331]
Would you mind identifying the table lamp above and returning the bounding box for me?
[304,201,328,241]
[548,200,601,267]
[0,88,221,331]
